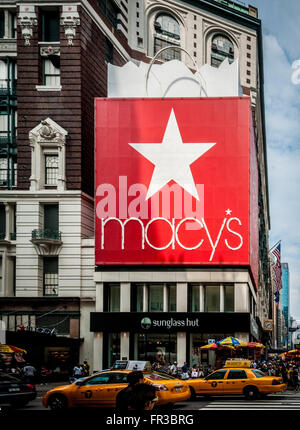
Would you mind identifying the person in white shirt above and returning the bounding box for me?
[23,363,36,384]
[73,364,83,379]
[169,362,178,376]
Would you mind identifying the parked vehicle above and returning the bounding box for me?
[0,371,37,408]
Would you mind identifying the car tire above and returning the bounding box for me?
[48,394,68,410]
[189,386,197,401]
[244,386,259,400]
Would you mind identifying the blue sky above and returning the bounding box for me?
[249,0,300,320]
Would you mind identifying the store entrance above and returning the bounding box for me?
[134,333,177,366]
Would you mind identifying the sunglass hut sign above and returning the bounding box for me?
[141,317,199,330]
[95,98,257,269]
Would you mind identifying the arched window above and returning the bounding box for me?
[211,34,234,68]
[153,13,180,61]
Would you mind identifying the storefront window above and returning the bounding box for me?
[189,284,200,312]
[149,284,163,312]
[224,285,234,312]
[205,285,220,312]
[168,285,176,312]
[108,333,120,368]
[134,333,176,365]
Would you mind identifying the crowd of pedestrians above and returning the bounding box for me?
[6,360,92,385]
[250,359,300,391]
[7,362,62,384]
[152,360,214,379]
[151,357,300,390]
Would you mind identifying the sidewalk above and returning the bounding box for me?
[35,381,69,396]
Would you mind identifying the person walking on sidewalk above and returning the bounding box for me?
[23,363,36,384]
[73,364,83,380]
[181,362,189,380]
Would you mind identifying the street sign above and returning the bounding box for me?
[289,327,297,332]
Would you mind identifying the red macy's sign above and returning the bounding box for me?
[95,98,258,284]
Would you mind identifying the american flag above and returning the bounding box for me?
[271,243,282,293]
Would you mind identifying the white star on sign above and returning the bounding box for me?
[129,109,216,200]
[226,209,232,215]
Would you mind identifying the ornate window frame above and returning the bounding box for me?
[29,118,68,191]
[146,6,186,62]
[204,26,239,67]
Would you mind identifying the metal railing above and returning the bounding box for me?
[32,229,62,241]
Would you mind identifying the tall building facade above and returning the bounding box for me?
[0,0,271,372]
[281,263,289,332]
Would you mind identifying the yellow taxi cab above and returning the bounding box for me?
[42,361,190,410]
[188,359,286,400]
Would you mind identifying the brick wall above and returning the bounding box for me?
[80,6,125,197]
[16,3,126,196]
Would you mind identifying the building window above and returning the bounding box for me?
[188,284,200,312]
[43,257,59,296]
[10,12,17,38]
[105,38,113,63]
[224,285,234,312]
[211,34,234,68]
[41,9,60,42]
[42,57,60,87]
[104,283,120,312]
[168,285,176,312]
[131,284,144,312]
[154,13,180,61]
[154,38,180,60]
[204,285,220,312]
[0,204,5,239]
[44,204,59,232]
[134,333,177,364]
[98,0,119,29]
[45,154,58,186]
[0,11,4,38]
[149,284,163,312]
[155,14,180,38]
[0,157,17,187]
[0,158,7,185]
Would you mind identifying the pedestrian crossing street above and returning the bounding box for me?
[200,392,300,410]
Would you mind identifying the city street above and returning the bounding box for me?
[5,387,300,412]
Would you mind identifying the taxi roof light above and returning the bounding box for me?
[224,359,251,368]
[112,360,152,371]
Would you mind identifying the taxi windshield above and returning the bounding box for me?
[144,372,176,381]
